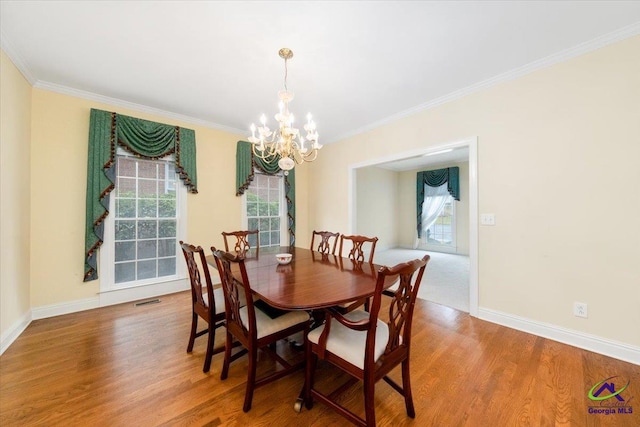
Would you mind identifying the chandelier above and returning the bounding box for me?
[248,48,321,172]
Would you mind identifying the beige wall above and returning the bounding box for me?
[0,50,32,341]
[355,166,398,250]
[397,161,469,254]
[309,36,640,347]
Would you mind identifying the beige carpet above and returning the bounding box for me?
[374,248,470,312]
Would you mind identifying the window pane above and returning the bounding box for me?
[138,162,157,179]
[117,158,136,177]
[269,189,279,202]
[158,257,176,277]
[138,199,157,217]
[138,240,157,260]
[115,220,136,240]
[115,262,135,283]
[260,231,270,246]
[158,220,176,238]
[115,241,135,262]
[271,231,280,246]
[117,199,136,218]
[247,202,257,216]
[138,220,157,239]
[258,202,268,216]
[248,233,258,247]
[248,218,259,230]
[117,178,136,196]
[137,260,156,279]
[139,180,158,198]
[158,195,176,217]
[158,239,175,257]
[259,218,270,230]
[270,217,280,230]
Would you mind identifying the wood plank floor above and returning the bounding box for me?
[1,291,638,426]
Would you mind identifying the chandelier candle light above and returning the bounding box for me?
[248,48,321,172]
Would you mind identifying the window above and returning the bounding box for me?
[100,149,186,291]
[424,197,455,247]
[244,171,287,247]
[420,182,456,250]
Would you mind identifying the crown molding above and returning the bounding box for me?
[32,80,247,135]
[0,29,37,85]
[327,22,640,144]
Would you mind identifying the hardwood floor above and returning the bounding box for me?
[1,291,638,426]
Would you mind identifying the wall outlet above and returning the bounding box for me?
[480,213,496,225]
[574,302,588,318]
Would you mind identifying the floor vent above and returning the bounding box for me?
[135,299,161,306]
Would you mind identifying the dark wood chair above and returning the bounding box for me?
[180,241,226,373]
[211,247,310,412]
[221,229,259,255]
[304,255,430,427]
[337,234,379,312]
[310,230,340,255]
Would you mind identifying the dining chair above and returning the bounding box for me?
[211,247,311,412]
[180,241,226,373]
[221,229,259,255]
[337,234,379,312]
[310,230,340,255]
[304,255,430,427]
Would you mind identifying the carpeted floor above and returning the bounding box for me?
[375,248,470,312]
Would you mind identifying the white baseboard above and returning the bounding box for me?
[0,310,32,356]
[479,308,640,365]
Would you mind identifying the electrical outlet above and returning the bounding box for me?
[480,213,496,225]
[574,302,588,318]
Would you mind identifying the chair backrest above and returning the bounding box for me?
[222,230,259,255]
[339,234,378,264]
[367,255,429,365]
[310,230,340,255]
[180,241,216,316]
[211,248,257,339]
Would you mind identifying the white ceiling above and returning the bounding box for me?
[2,2,640,145]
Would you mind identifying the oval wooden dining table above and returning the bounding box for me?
[206,246,397,311]
[206,245,398,412]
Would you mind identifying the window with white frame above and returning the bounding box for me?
[100,148,186,291]
[244,170,287,247]
[420,183,456,250]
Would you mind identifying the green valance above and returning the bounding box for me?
[84,108,198,282]
[416,167,459,238]
[235,141,296,246]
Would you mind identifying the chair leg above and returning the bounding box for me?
[304,343,316,410]
[243,346,258,412]
[203,322,214,373]
[363,375,376,427]
[187,312,198,352]
[402,359,415,418]
[220,330,233,380]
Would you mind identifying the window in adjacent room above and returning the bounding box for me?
[420,183,456,251]
[243,170,287,247]
[100,148,186,291]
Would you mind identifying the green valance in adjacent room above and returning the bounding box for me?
[84,108,198,282]
[416,167,459,238]
[235,141,296,246]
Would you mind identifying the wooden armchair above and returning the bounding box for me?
[304,255,430,426]
[310,230,340,255]
[211,247,310,412]
[221,229,259,255]
[180,241,226,373]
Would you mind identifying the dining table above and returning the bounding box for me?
[206,245,399,411]
[206,245,397,311]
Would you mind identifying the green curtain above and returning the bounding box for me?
[416,167,459,238]
[235,141,296,246]
[84,108,198,282]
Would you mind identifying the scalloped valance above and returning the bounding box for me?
[84,108,198,282]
